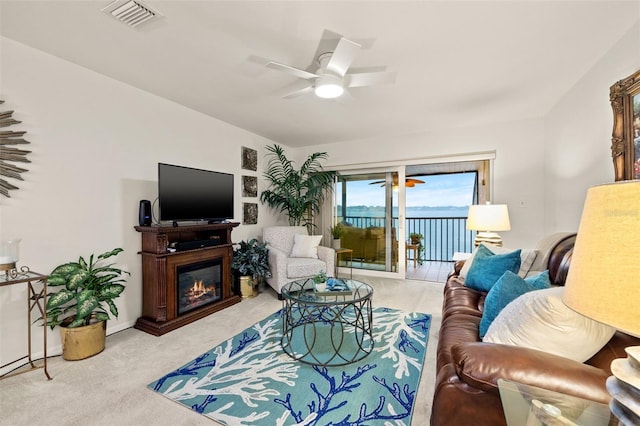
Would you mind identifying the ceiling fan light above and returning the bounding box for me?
[315,84,344,98]
[314,74,344,99]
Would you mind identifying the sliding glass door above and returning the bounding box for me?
[334,171,400,273]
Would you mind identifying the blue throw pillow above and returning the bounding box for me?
[465,244,522,292]
[479,270,551,337]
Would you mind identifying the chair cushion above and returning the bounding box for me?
[479,270,551,338]
[483,286,616,362]
[286,257,327,279]
[465,245,522,292]
[290,234,323,259]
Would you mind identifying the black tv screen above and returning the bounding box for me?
[158,163,234,223]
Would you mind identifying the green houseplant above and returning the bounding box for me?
[43,248,129,360]
[330,223,345,239]
[329,223,345,249]
[231,239,271,297]
[260,144,337,230]
[312,270,327,284]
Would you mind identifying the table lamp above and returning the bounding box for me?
[466,203,511,247]
[562,180,640,425]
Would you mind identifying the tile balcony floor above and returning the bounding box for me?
[338,260,453,283]
[406,261,453,283]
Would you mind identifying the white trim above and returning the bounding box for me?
[327,150,496,171]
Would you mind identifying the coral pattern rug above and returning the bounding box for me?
[148,307,431,425]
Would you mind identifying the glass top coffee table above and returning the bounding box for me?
[498,379,618,425]
[280,278,374,366]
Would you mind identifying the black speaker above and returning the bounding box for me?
[138,200,152,226]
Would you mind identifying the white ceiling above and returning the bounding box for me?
[1,1,639,147]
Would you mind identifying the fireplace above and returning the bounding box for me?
[135,222,241,336]
[177,259,222,315]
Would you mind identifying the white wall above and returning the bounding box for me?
[0,37,284,372]
[544,21,640,231]
[295,117,548,249]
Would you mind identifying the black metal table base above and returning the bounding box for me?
[280,279,373,366]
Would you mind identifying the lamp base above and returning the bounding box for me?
[606,346,640,425]
[0,261,16,272]
[474,231,503,247]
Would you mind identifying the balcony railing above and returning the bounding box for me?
[342,216,476,262]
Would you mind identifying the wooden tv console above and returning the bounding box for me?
[134,222,241,336]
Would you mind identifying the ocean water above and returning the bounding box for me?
[340,205,469,219]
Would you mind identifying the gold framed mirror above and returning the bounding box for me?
[610,69,640,181]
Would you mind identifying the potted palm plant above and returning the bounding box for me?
[231,239,271,298]
[329,223,345,249]
[43,248,129,360]
[260,144,337,231]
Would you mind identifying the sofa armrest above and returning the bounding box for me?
[452,342,610,404]
[266,245,289,292]
[453,260,466,275]
[317,246,335,277]
[446,260,466,281]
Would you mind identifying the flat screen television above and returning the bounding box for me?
[158,163,234,223]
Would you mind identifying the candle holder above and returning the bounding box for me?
[0,238,21,277]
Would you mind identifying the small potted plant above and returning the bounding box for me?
[312,270,327,285]
[312,270,328,292]
[409,232,423,245]
[329,223,345,249]
[43,248,129,360]
[231,239,271,298]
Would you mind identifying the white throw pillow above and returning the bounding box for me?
[290,234,323,259]
[483,287,615,362]
[460,244,538,279]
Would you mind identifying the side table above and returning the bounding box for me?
[406,244,419,269]
[335,248,353,279]
[0,269,51,380]
[498,379,615,425]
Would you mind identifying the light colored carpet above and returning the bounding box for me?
[0,276,443,425]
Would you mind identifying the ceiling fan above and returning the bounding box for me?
[370,176,425,188]
[264,33,396,99]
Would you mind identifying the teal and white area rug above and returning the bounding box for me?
[148,307,431,425]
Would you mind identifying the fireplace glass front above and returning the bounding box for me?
[177,259,222,315]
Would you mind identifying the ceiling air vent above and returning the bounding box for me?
[101,0,162,28]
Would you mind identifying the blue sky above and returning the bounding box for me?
[341,173,476,208]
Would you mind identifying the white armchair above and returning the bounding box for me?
[263,226,335,296]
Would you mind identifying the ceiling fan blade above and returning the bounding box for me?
[326,37,361,77]
[346,71,397,88]
[282,85,314,99]
[313,30,344,65]
[369,177,424,187]
[265,61,318,80]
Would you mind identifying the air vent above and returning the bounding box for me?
[101,0,162,28]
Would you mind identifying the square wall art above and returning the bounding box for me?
[243,203,258,225]
[242,176,257,197]
[241,147,257,171]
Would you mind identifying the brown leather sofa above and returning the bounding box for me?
[431,233,640,425]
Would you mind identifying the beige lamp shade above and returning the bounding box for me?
[467,204,511,232]
[562,180,640,337]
